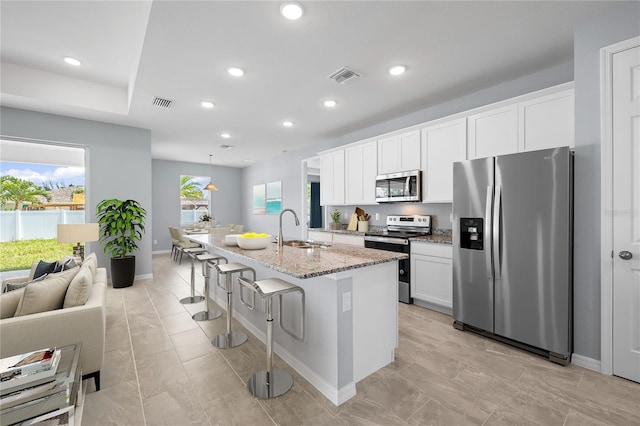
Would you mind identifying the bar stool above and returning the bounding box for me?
[212,263,256,348]
[179,247,206,304]
[237,277,305,399]
[192,253,227,321]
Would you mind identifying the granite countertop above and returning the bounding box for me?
[186,234,407,279]
[308,228,366,236]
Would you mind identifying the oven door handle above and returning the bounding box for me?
[364,236,410,245]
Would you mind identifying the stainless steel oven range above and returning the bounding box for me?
[364,215,431,304]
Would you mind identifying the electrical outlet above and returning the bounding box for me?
[375,213,380,221]
[153,239,157,245]
[342,292,351,312]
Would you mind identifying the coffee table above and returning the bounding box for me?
[0,343,82,426]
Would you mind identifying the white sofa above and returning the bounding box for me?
[0,254,107,390]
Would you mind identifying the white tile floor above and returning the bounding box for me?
[81,253,640,425]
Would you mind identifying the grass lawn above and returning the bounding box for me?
[0,239,75,272]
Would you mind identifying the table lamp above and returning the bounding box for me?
[57,223,99,260]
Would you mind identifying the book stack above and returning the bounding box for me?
[0,348,62,409]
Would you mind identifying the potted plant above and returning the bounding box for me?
[330,209,342,230]
[96,199,147,288]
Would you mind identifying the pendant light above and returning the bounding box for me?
[204,154,218,191]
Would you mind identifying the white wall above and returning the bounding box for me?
[0,107,153,278]
[573,1,640,360]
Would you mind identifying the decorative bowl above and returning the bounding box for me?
[224,234,241,246]
[237,234,272,250]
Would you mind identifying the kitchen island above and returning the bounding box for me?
[186,234,406,406]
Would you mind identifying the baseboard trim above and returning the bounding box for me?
[571,353,601,372]
[221,294,354,406]
[152,250,171,255]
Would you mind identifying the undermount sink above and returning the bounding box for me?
[282,240,331,249]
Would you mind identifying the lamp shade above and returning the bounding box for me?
[57,223,99,243]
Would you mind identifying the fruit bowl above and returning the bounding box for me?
[237,233,272,250]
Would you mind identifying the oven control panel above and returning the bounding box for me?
[386,215,431,228]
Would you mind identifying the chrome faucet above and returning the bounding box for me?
[278,208,300,252]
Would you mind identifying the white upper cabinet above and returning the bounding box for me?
[320,150,345,206]
[467,105,519,159]
[345,141,377,205]
[468,84,574,160]
[377,130,421,174]
[518,88,574,151]
[421,118,467,203]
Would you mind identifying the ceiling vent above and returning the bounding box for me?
[328,67,361,85]
[152,97,173,109]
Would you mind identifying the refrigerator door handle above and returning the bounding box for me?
[485,185,493,280]
[493,185,502,280]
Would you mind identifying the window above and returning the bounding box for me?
[0,139,86,272]
[179,175,211,225]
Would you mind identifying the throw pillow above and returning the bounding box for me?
[33,260,58,279]
[0,288,25,319]
[63,265,93,308]
[3,274,48,293]
[58,257,78,271]
[82,254,97,276]
[14,267,79,317]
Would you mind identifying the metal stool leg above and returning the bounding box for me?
[247,295,293,398]
[192,259,223,321]
[212,269,248,348]
[179,250,205,304]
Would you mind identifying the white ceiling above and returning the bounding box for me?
[0,1,615,168]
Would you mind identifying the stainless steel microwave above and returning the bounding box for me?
[375,170,422,202]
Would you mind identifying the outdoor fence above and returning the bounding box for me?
[0,210,85,242]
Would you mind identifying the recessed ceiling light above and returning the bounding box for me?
[282,120,294,127]
[201,101,215,109]
[227,67,244,77]
[324,100,337,108]
[280,2,303,20]
[389,65,406,76]
[63,57,81,66]
[221,132,231,139]
[243,159,256,163]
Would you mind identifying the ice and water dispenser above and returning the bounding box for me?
[460,218,484,250]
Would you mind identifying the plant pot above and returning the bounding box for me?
[330,222,342,230]
[111,256,135,288]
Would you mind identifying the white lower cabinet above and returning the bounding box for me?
[410,243,453,314]
[307,231,364,247]
[307,230,333,243]
[333,233,364,247]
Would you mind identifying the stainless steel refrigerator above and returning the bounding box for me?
[452,147,572,364]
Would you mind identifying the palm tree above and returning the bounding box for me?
[0,176,51,210]
[180,175,204,209]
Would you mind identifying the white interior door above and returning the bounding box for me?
[612,45,640,383]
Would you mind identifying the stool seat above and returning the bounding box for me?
[215,262,253,274]
[237,276,305,399]
[179,248,206,305]
[212,262,255,349]
[192,254,227,322]
[249,278,299,297]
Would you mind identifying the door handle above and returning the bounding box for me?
[619,251,633,260]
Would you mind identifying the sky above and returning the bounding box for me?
[0,162,85,187]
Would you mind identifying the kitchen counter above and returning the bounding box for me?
[410,232,453,245]
[186,233,400,406]
[187,234,406,279]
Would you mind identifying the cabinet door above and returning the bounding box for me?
[422,118,466,203]
[468,105,518,159]
[411,254,453,309]
[333,233,364,247]
[518,89,574,151]
[308,231,333,243]
[399,131,421,171]
[345,142,377,205]
[320,151,345,205]
[377,136,400,174]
